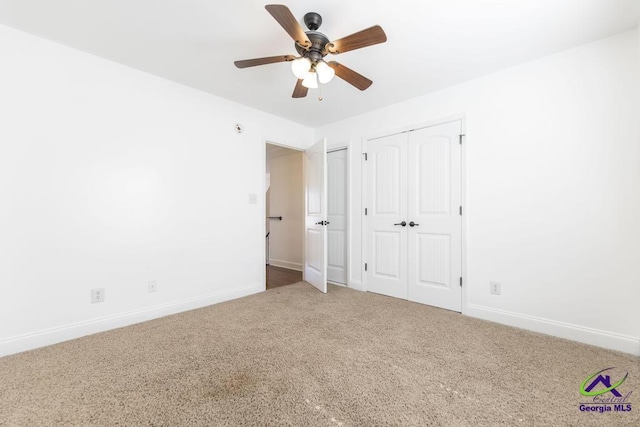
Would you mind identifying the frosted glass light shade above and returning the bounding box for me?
[291,57,311,79]
[301,72,318,89]
[315,61,335,84]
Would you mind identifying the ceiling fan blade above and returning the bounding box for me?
[265,4,312,49]
[328,62,373,91]
[292,79,308,98]
[327,25,387,54]
[234,55,295,69]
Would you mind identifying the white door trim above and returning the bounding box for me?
[361,114,467,313]
[326,143,353,290]
[327,147,349,286]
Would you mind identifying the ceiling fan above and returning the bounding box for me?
[234,4,387,99]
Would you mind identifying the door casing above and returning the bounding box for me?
[261,140,305,290]
[327,147,349,286]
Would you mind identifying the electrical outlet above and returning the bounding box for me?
[248,193,257,204]
[91,288,105,303]
[490,282,502,295]
[148,280,157,293]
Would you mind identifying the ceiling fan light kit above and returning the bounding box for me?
[315,61,335,84]
[302,72,319,89]
[234,4,387,99]
[291,57,311,79]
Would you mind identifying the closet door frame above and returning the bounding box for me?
[327,146,349,286]
[361,114,468,314]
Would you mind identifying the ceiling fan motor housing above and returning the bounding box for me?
[294,12,329,63]
[295,31,329,62]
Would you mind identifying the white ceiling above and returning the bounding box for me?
[1,1,638,127]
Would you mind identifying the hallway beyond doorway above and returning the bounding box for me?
[266,265,302,290]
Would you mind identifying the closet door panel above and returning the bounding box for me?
[407,121,462,312]
[365,133,408,299]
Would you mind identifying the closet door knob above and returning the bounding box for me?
[394,221,407,227]
[409,221,419,227]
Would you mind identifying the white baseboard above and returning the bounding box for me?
[327,281,347,287]
[268,259,303,271]
[465,303,640,356]
[0,283,263,358]
[348,279,364,292]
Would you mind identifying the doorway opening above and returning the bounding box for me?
[265,143,304,289]
[263,139,345,293]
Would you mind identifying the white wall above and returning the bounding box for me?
[0,25,312,357]
[316,29,640,355]
[266,151,304,270]
[2,23,638,357]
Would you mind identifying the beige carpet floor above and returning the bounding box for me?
[0,282,638,426]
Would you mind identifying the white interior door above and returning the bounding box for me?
[327,149,348,285]
[365,133,408,299]
[407,121,462,311]
[304,138,328,293]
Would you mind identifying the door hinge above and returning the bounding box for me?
[365,263,368,271]
[459,206,463,216]
[365,208,368,216]
[460,277,463,287]
[363,152,368,161]
[459,134,465,145]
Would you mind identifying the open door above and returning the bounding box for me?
[304,138,328,293]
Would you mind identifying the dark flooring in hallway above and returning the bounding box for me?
[266,265,302,289]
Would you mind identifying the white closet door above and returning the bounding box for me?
[407,121,462,311]
[327,149,348,285]
[365,133,408,299]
